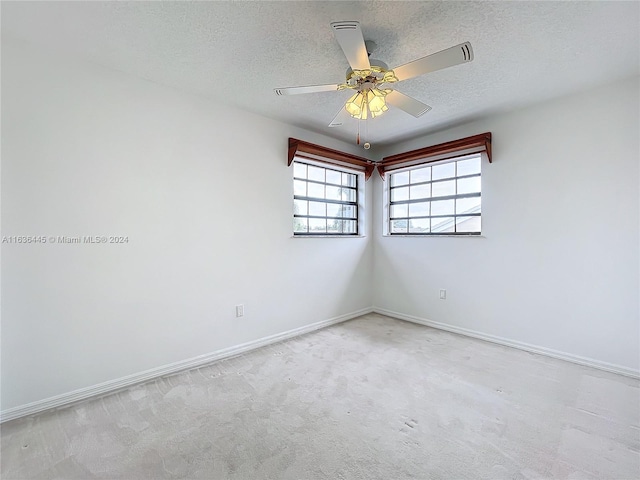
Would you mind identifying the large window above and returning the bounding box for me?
[388,154,481,235]
[293,161,359,235]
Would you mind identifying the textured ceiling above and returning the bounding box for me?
[2,1,639,149]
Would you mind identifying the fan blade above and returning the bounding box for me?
[330,21,371,71]
[274,84,340,96]
[328,107,352,127]
[392,42,473,82]
[385,90,432,117]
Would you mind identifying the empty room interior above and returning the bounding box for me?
[1,1,639,479]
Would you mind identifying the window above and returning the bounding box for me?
[287,137,373,237]
[379,132,490,236]
[388,154,482,235]
[293,161,359,235]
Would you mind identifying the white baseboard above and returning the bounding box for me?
[373,307,640,379]
[0,307,373,423]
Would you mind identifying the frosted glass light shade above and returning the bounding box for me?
[344,88,389,120]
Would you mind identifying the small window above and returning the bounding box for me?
[293,161,359,235]
[388,154,481,235]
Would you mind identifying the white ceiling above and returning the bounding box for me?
[2,1,639,148]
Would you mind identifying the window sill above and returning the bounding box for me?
[382,234,485,238]
[291,235,366,239]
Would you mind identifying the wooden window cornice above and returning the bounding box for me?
[377,132,492,179]
[288,138,376,180]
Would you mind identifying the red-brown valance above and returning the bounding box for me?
[377,132,492,179]
[288,138,376,180]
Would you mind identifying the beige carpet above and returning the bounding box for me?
[2,313,639,479]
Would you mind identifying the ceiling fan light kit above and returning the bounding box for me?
[345,88,388,120]
[341,63,397,120]
[274,21,474,146]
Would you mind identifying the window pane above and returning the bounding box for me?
[309,218,326,233]
[326,169,341,185]
[456,216,481,233]
[325,185,355,202]
[294,217,308,233]
[294,199,308,216]
[342,188,356,203]
[411,167,431,183]
[390,204,408,218]
[391,171,410,187]
[325,204,356,218]
[294,180,307,196]
[456,196,481,214]
[410,184,431,200]
[327,219,341,233]
[326,203,340,217]
[409,218,430,234]
[409,202,429,217]
[457,157,481,176]
[309,201,326,216]
[342,172,356,187]
[431,217,455,233]
[293,162,307,179]
[343,220,357,234]
[308,182,324,199]
[431,199,454,216]
[432,162,455,180]
[325,185,342,201]
[308,165,324,182]
[457,176,481,194]
[432,180,455,198]
[391,187,409,202]
[340,205,357,218]
[390,219,408,233]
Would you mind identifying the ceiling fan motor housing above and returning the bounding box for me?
[345,59,390,80]
[345,60,395,94]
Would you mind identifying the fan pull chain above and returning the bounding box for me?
[364,91,370,147]
[365,114,368,146]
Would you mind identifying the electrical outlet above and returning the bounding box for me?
[235,305,244,317]
[439,289,447,300]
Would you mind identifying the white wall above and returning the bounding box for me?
[1,42,373,411]
[373,76,640,373]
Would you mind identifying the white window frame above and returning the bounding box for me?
[383,153,482,236]
[292,157,366,238]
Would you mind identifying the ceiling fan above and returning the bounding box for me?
[274,21,474,145]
